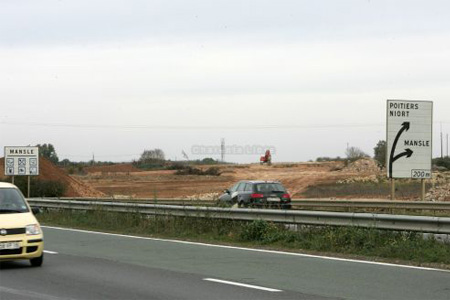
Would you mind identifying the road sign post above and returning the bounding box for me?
[28,175,31,198]
[386,100,433,200]
[421,179,426,201]
[4,146,40,197]
[390,179,395,200]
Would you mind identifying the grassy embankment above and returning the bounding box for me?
[38,208,450,268]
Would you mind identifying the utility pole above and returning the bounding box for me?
[221,138,225,162]
[441,123,444,158]
[447,133,449,157]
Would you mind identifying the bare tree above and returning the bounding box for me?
[346,146,368,161]
[139,148,165,162]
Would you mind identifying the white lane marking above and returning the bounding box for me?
[42,226,450,273]
[44,250,58,254]
[204,278,282,292]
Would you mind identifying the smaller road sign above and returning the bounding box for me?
[4,146,40,176]
[386,100,433,179]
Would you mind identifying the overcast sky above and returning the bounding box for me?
[1,0,449,163]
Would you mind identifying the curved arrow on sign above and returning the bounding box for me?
[389,122,414,178]
[392,148,413,162]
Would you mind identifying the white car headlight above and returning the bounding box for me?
[26,224,41,235]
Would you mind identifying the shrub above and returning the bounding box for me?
[166,163,188,170]
[240,220,285,243]
[9,177,66,197]
[175,166,221,176]
[374,140,387,168]
[316,156,345,162]
[203,167,221,176]
[31,179,67,197]
[198,158,219,165]
[433,157,450,170]
[133,161,166,170]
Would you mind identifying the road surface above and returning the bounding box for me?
[1,226,449,299]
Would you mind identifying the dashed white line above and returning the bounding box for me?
[44,250,58,254]
[42,225,450,273]
[204,278,282,292]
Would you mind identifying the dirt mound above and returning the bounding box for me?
[343,158,382,174]
[84,163,141,174]
[426,182,450,202]
[0,157,105,197]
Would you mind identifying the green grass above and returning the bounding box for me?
[303,181,433,199]
[37,209,450,267]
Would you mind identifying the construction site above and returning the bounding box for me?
[1,156,448,201]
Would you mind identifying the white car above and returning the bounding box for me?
[0,182,44,267]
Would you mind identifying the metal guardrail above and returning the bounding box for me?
[28,199,450,234]
[30,197,450,211]
[291,199,450,211]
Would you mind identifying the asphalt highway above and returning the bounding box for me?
[1,226,449,300]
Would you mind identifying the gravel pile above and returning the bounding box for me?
[426,182,450,201]
[343,158,382,174]
[184,192,220,200]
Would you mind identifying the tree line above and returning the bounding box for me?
[35,143,449,171]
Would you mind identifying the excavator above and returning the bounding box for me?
[260,150,272,165]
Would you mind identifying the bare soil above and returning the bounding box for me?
[2,156,447,200]
[76,159,384,199]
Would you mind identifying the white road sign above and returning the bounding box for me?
[4,146,40,176]
[386,100,433,179]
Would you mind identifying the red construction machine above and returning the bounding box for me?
[260,150,272,165]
